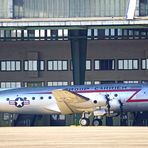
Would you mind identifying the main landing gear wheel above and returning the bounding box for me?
[92,119,103,126]
[79,118,90,126]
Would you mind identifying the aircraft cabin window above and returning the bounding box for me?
[24,97,27,100]
[40,96,44,100]
[48,96,52,99]
[114,94,118,97]
[93,100,97,104]
[6,98,10,101]
[32,97,35,100]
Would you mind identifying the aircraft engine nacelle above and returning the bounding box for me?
[109,99,121,111]
[92,95,107,107]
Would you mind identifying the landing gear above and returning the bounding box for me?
[92,118,103,126]
[79,118,90,126]
[79,112,91,126]
[79,112,103,126]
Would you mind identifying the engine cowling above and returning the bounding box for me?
[92,95,107,107]
[109,99,121,111]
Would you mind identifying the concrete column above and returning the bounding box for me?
[69,29,87,85]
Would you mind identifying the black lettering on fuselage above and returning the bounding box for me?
[65,86,128,92]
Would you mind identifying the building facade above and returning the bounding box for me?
[0,0,148,126]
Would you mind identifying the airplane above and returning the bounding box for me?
[0,83,148,126]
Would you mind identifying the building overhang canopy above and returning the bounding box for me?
[0,17,148,30]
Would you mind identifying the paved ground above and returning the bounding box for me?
[0,127,148,148]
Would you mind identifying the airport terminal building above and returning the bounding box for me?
[0,0,148,126]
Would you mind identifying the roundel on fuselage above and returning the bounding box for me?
[15,97,24,108]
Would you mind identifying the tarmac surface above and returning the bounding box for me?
[0,126,148,148]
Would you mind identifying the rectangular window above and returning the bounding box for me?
[111,29,115,36]
[84,81,92,85]
[86,60,91,70]
[0,61,21,71]
[53,61,58,70]
[94,81,101,84]
[94,29,98,37]
[118,81,139,84]
[142,59,148,69]
[51,30,58,40]
[0,82,21,88]
[71,60,92,71]
[40,61,45,71]
[48,61,53,70]
[63,61,68,70]
[47,81,68,86]
[118,59,138,70]
[118,60,123,70]
[94,59,115,70]
[24,60,44,71]
[88,29,92,37]
[47,60,68,71]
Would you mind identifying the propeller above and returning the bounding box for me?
[105,94,111,114]
[105,94,124,116]
[118,99,123,118]
[118,100,123,113]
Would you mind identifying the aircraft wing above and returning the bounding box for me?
[52,89,94,114]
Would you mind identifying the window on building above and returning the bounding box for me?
[84,81,92,85]
[94,81,101,84]
[39,61,44,71]
[118,81,139,84]
[142,59,148,69]
[48,60,68,71]
[94,59,115,70]
[71,60,92,71]
[24,60,44,71]
[51,30,58,40]
[142,80,148,84]
[86,60,91,70]
[0,82,21,88]
[24,82,44,87]
[0,28,148,41]
[87,29,92,39]
[118,59,138,70]
[0,61,21,71]
[47,81,68,86]
[101,81,116,84]
[140,0,148,16]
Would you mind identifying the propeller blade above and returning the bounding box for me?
[105,94,111,114]
[118,100,123,116]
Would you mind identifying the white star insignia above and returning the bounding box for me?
[15,98,24,107]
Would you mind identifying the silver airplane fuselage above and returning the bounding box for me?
[0,84,148,115]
